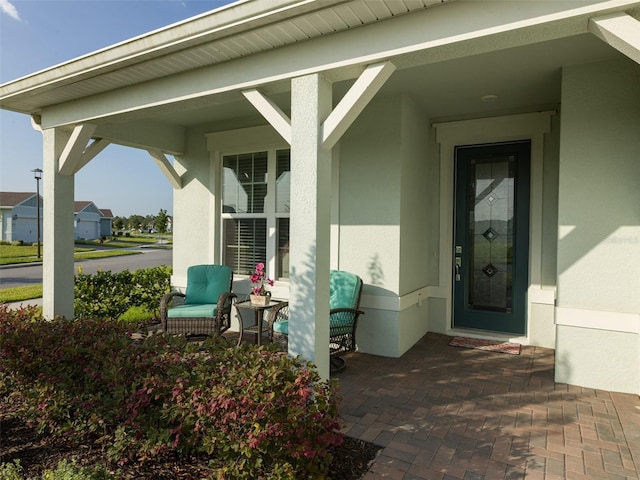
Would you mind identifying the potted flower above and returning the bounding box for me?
[250,262,274,305]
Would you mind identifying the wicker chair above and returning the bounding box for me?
[160,264,236,338]
[268,270,364,373]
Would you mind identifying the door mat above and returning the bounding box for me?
[448,336,521,355]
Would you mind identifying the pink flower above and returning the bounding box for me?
[250,263,274,296]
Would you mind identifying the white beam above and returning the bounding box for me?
[148,149,183,189]
[589,13,640,65]
[73,138,110,174]
[322,61,395,150]
[95,120,186,155]
[242,89,292,144]
[58,124,97,175]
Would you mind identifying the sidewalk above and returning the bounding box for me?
[0,261,42,270]
[4,297,43,310]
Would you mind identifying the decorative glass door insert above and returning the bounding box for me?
[453,141,530,334]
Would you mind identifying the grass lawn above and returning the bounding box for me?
[0,244,96,265]
[102,234,172,248]
[0,284,43,303]
[0,244,141,265]
[73,249,141,260]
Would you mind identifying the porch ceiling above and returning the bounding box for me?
[156,32,622,127]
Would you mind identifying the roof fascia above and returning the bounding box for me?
[37,0,640,129]
[0,0,338,103]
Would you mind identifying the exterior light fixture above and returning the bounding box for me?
[31,168,43,259]
[481,94,499,102]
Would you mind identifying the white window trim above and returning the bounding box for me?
[206,125,290,295]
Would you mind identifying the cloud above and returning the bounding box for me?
[0,0,21,21]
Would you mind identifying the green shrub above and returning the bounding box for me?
[74,266,171,320]
[0,460,23,480]
[0,459,114,480]
[117,305,153,323]
[0,307,343,478]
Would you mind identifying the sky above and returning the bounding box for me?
[0,0,234,217]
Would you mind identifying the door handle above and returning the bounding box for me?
[455,256,461,281]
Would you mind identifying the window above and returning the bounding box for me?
[222,149,290,280]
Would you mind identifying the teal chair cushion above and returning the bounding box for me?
[167,303,218,318]
[272,271,361,337]
[184,264,232,305]
[329,270,361,310]
[274,317,349,333]
[273,319,289,335]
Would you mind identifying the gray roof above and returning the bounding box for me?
[99,209,114,218]
[0,192,37,208]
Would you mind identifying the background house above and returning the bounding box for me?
[1,0,638,390]
[74,201,111,240]
[99,208,114,237]
[0,191,43,243]
[0,193,113,242]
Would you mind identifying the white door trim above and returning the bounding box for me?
[433,111,555,338]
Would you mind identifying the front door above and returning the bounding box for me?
[453,141,530,335]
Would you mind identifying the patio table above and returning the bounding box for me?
[235,300,278,346]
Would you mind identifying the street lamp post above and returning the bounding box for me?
[31,168,43,259]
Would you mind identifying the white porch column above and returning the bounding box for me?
[42,128,75,319]
[289,74,332,380]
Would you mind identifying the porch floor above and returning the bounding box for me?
[333,332,640,480]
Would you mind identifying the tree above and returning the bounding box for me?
[154,209,169,234]
[113,216,125,231]
[127,214,145,231]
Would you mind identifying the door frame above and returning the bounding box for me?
[453,141,531,334]
[433,111,556,341]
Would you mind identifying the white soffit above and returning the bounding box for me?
[0,0,447,114]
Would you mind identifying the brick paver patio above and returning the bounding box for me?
[335,332,640,480]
